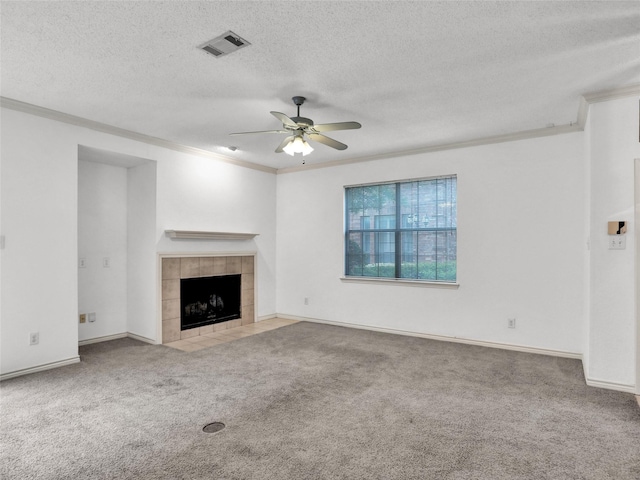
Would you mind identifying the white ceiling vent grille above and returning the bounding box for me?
[199,31,251,58]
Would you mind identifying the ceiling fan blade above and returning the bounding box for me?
[270,111,299,128]
[310,121,361,133]
[229,129,288,136]
[307,133,348,150]
[275,135,296,153]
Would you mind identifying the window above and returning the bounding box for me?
[345,176,457,282]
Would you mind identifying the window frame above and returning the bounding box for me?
[344,175,458,285]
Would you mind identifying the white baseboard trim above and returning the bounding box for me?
[127,332,157,345]
[78,333,128,346]
[584,377,637,394]
[258,313,278,322]
[79,332,157,346]
[0,356,81,381]
[277,314,582,360]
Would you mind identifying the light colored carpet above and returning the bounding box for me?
[2,321,639,479]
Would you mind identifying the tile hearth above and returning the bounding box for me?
[164,317,300,352]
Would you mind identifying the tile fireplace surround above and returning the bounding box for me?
[161,255,255,343]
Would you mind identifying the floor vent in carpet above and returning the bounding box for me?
[203,422,226,433]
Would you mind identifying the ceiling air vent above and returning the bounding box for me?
[199,31,251,58]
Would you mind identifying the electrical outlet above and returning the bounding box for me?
[103,257,111,268]
[609,236,626,250]
[79,257,86,268]
[304,297,309,305]
[29,332,39,345]
[508,318,516,329]
[79,314,87,324]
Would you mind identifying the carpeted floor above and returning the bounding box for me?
[1,321,639,479]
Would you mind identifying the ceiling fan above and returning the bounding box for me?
[229,96,361,159]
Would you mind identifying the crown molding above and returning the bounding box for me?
[0,97,277,175]
[582,83,640,104]
[277,83,640,175]
[3,83,639,177]
[277,123,582,174]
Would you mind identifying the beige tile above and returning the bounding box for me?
[237,325,261,333]
[212,322,230,332]
[180,257,200,278]
[197,337,226,347]
[241,305,255,325]
[271,318,299,326]
[226,319,242,329]
[205,332,238,343]
[180,327,200,340]
[241,289,254,307]
[162,319,181,343]
[162,299,180,321]
[215,329,244,339]
[183,335,206,343]
[199,324,214,334]
[213,257,227,275]
[162,258,180,280]
[203,331,231,340]
[200,257,216,276]
[241,273,254,291]
[258,318,283,326]
[162,279,180,300]
[251,321,278,331]
[227,257,241,274]
[235,330,259,339]
[242,256,254,274]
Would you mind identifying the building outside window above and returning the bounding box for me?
[345,175,457,282]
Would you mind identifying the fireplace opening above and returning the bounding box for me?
[180,274,241,330]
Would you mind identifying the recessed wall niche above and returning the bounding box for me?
[161,255,255,343]
[77,146,157,343]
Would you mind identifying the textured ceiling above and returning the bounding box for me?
[1,1,639,171]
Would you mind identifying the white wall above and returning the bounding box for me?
[587,95,640,390]
[277,133,587,355]
[154,151,277,317]
[127,161,157,340]
[1,110,80,374]
[0,107,277,376]
[78,160,128,341]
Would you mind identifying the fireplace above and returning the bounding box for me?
[161,255,255,343]
[181,274,241,330]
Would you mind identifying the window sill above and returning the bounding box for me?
[340,276,459,288]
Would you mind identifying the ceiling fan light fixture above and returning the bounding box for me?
[283,136,314,156]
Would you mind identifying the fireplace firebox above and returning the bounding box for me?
[180,274,241,330]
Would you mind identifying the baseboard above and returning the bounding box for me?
[0,356,81,381]
[79,332,157,346]
[258,313,278,322]
[277,314,582,360]
[126,332,157,345]
[584,377,637,394]
[78,333,128,346]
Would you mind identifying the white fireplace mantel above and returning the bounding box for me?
[164,230,258,241]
